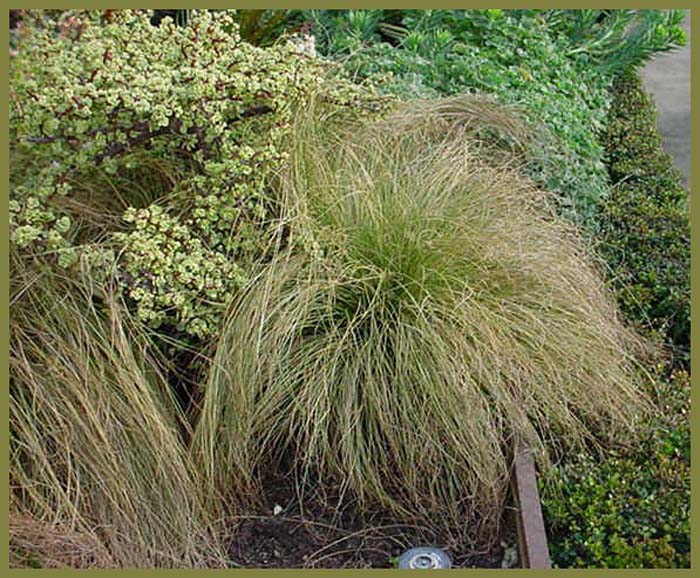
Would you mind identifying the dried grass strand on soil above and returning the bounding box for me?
[10,511,115,568]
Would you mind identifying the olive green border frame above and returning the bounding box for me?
[2,3,695,575]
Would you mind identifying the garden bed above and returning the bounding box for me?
[225,474,512,568]
[8,9,689,569]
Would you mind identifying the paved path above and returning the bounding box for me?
[640,10,691,187]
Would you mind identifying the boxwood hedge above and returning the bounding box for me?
[597,70,690,359]
[541,70,690,568]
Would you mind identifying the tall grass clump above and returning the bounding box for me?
[10,253,228,568]
[194,96,653,547]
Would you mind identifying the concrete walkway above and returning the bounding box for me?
[640,10,691,187]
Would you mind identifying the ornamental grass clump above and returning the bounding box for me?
[195,97,653,547]
[10,255,228,567]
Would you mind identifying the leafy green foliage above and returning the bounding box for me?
[9,9,389,339]
[304,10,610,227]
[300,9,685,229]
[541,365,690,568]
[597,71,690,357]
[531,9,687,74]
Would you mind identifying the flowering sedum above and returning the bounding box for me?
[10,9,390,339]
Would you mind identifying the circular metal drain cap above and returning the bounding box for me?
[398,547,452,569]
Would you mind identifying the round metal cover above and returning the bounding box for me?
[398,547,452,569]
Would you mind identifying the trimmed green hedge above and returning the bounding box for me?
[597,71,690,357]
[541,366,690,568]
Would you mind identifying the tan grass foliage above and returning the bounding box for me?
[10,511,115,568]
[9,254,228,567]
[194,96,654,548]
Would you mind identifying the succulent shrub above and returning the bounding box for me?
[9,9,389,339]
[194,98,653,548]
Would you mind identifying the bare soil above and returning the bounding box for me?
[225,474,515,569]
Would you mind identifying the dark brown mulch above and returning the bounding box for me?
[225,474,515,569]
[10,10,24,29]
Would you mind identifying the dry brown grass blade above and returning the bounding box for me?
[10,511,115,569]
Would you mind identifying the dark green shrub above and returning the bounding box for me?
[597,71,690,356]
[541,366,690,568]
[229,9,292,46]
[542,69,690,569]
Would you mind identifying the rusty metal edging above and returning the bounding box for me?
[511,443,552,569]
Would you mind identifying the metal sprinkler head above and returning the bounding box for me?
[398,547,452,569]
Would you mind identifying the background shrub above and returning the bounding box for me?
[298,9,685,229]
[596,71,690,359]
[528,9,687,74]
